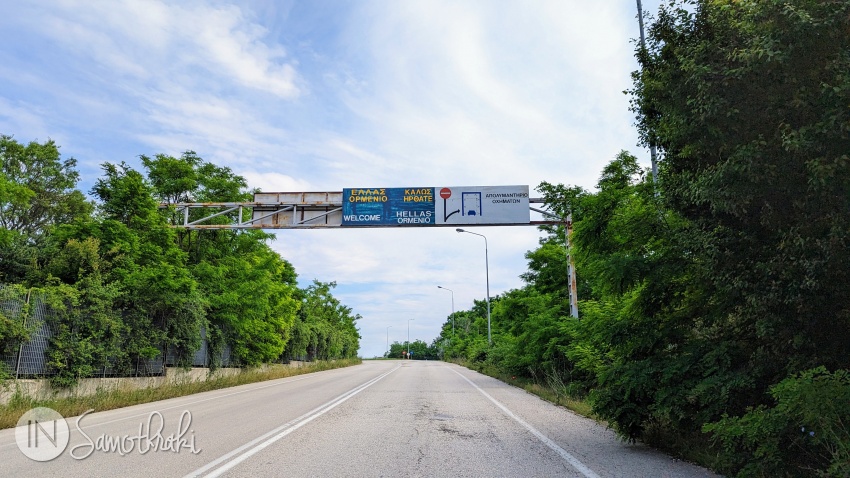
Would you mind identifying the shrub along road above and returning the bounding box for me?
[0,360,717,477]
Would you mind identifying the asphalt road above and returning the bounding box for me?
[0,360,720,477]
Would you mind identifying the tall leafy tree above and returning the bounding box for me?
[0,135,91,237]
[141,152,301,367]
[0,136,92,282]
[1,139,362,385]
[625,1,850,473]
[41,238,124,386]
[194,243,299,366]
[89,161,205,368]
[632,0,850,396]
[286,281,360,361]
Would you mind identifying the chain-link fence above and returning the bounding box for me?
[15,292,52,377]
[0,287,238,378]
[0,285,30,378]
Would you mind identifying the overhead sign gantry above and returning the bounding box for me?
[342,185,530,227]
[164,185,555,229]
[160,185,577,318]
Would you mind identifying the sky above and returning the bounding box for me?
[1,0,661,358]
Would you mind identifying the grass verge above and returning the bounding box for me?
[449,359,595,419]
[0,358,361,430]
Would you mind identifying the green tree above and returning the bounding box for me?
[194,246,299,366]
[407,339,437,360]
[140,152,302,367]
[140,152,201,205]
[622,1,850,473]
[40,278,123,387]
[386,340,437,360]
[89,161,205,369]
[632,0,850,379]
[387,341,406,359]
[286,281,360,361]
[0,135,92,282]
[538,152,739,445]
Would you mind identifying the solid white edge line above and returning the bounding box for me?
[0,366,344,450]
[450,367,601,478]
[185,364,401,478]
[0,369,324,450]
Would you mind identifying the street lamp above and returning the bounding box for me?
[437,285,455,336]
[456,228,491,345]
[386,325,392,358]
[407,318,414,358]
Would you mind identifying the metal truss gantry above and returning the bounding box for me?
[159,191,578,318]
[160,191,563,230]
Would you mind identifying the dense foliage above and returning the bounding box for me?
[286,280,361,361]
[386,340,439,360]
[436,1,850,475]
[0,140,360,386]
[2,2,847,474]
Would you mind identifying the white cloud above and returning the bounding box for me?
[0,98,52,143]
[39,0,301,98]
[240,171,314,193]
[189,4,301,98]
[331,0,644,194]
[1,0,655,358]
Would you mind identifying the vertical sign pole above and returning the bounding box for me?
[565,216,579,319]
[484,237,491,345]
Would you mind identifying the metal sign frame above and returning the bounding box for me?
[159,190,578,319]
[160,191,558,230]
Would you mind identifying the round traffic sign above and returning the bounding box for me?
[439,188,452,199]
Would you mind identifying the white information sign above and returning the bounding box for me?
[435,186,529,225]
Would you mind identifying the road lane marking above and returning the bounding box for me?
[450,367,601,478]
[0,369,330,450]
[185,364,401,478]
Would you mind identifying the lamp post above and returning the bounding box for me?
[456,228,491,345]
[386,325,392,358]
[407,318,414,358]
[437,285,455,336]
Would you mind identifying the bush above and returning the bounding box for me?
[704,367,850,477]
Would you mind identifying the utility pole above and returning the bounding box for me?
[565,215,579,319]
[636,0,658,182]
[529,206,579,319]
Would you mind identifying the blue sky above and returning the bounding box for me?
[1,0,661,358]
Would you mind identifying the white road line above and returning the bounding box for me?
[185,364,401,478]
[450,367,601,478]
[0,369,331,450]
